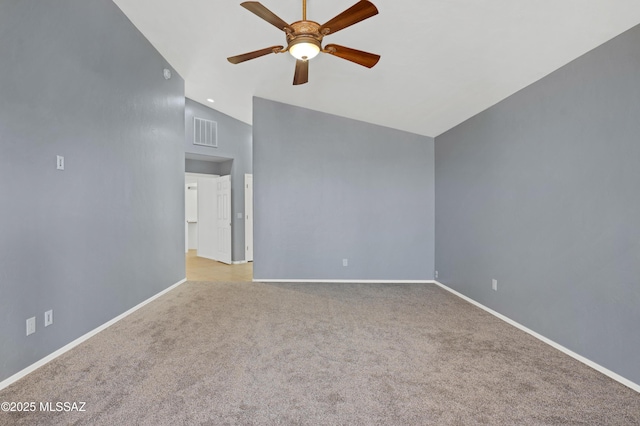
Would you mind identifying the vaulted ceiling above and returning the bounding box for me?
[113,0,640,137]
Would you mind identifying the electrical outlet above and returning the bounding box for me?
[26,317,36,336]
[492,279,498,291]
[342,258,348,267]
[435,270,439,279]
[44,310,53,327]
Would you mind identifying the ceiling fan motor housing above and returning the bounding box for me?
[287,20,324,56]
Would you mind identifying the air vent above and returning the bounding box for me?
[193,117,218,148]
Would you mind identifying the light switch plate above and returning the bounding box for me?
[56,155,65,170]
[26,317,36,336]
[44,310,53,327]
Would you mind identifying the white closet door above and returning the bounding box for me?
[197,177,216,260]
[245,174,253,262]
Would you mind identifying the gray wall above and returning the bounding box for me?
[0,0,185,382]
[435,24,640,384]
[185,158,231,175]
[253,97,434,281]
[185,99,252,262]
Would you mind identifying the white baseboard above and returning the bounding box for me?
[0,278,188,391]
[254,279,434,284]
[433,280,640,394]
[232,260,248,265]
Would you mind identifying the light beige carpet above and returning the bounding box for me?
[1,281,638,425]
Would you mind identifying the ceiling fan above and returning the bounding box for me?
[227,0,380,85]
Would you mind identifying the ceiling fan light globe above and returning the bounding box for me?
[289,40,320,61]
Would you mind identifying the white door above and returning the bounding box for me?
[197,177,217,260]
[244,174,253,262]
[214,175,232,264]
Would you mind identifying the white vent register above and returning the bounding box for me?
[194,117,218,148]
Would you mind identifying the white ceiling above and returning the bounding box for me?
[113,0,640,138]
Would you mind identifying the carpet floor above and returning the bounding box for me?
[0,281,638,425]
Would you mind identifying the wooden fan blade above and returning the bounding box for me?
[319,0,378,35]
[240,2,291,32]
[227,46,284,64]
[293,60,309,85]
[324,44,380,68]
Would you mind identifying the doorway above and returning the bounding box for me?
[184,172,232,264]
